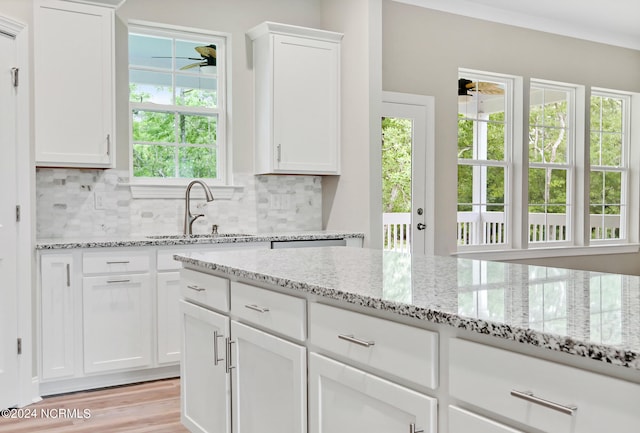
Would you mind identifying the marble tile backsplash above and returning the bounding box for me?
[36,168,322,239]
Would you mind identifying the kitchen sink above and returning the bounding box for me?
[146,233,256,239]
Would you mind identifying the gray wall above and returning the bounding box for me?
[382,0,640,273]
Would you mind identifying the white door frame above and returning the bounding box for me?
[0,14,36,407]
[380,92,435,255]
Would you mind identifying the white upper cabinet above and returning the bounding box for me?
[34,0,115,168]
[248,22,343,175]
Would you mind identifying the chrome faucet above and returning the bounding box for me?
[183,179,215,235]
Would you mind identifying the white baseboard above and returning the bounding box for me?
[38,365,180,397]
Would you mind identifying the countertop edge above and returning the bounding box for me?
[35,231,365,250]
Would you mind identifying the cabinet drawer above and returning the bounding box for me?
[449,406,523,433]
[449,338,640,433]
[180,269,229,312]
[230,281,306,341]
[309,303,438,389]
[83,250,150,274]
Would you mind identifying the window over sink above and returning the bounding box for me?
[128,22,229,190]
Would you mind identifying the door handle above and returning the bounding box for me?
[416,223,426,230]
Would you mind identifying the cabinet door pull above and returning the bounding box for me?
[66,263,71,287]
[213,331,225,366]
[277,143,281,162]
[244,304,270,313]
[187,284,206,292]
[510,390,577,415]
[225,338,236,373]
[106,134,111,155]
[106,260,130,265]
[106,279,130,284]
[338,334,375,347]
[409,423,424,433]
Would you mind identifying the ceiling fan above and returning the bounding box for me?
[152,44,217,70]
[458,78,504,97]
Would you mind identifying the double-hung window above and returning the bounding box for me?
[589,90,629,242]
[528,82,575,244]
[457,72,513,248]
[128,23,227,186]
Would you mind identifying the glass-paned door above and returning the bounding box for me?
[381,101,428,255]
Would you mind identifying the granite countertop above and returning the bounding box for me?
[35,231,364,250]
[174,246,640,371]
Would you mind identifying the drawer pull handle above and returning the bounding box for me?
[66,263,71,287]
[213,331,224,366]
[106,260,130,264]
[245,304,270,313]
[106,279,130,284]
[338,334,375,347]
[409,423,424,433]
[510,390,577,415]
[187,284,206,292]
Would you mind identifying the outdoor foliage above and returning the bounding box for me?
[381,117,412,213]
[131,84,217,179]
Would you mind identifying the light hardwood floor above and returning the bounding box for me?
[0,378,188,433]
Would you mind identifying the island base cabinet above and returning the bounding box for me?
[449,406,524,433]
[449,338,640,433]
[308,353,437,433]
[180,300,231,433]
[231,321,306,433]
[82,274,152,373]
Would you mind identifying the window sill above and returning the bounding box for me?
[453,243,640,261]
[126,183,244,199]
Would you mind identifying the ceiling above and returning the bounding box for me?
[394,0,640,51]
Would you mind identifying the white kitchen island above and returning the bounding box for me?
[175,247,640,433]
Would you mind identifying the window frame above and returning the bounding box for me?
[456,72,638,259]
[527,80,577,248]
[127,20,231,194]
[588,89,631,245]
[457,69,515,251]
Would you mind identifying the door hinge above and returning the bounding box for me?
[16,205,20,222]
[17,338,22,355]
[11,67,19,87]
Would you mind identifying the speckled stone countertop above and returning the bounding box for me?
[175,246,640,371]
[35,231,364,250]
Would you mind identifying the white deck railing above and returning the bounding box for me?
[382,212,621,251]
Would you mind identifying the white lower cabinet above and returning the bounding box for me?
[82,273,152,373]
[157,271,181,364]
[180,300,231,433]
[449,406,524,433]
[231,321,306,433]
[308,353,437,433]
[40,254,75,380]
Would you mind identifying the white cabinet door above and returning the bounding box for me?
[249,22,342,175]
[271,34,340,174]
[40,254,76,380]
[231,321,306,433]
[181,300,231,433]
[308,353,437,433]
[34,0,114,167]
[157,272,181,364]
[82,274,152,373]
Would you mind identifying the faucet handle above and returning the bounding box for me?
[211,224,219,235]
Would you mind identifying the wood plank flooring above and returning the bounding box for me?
[0,378,189,433]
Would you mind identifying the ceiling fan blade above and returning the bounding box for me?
[180,61,207,70]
